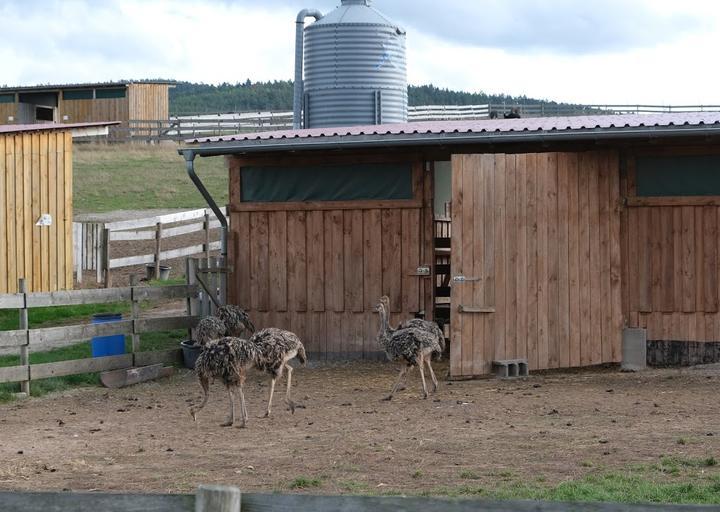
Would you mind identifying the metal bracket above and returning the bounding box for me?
[409,265,431,276]
[453,275,482,283]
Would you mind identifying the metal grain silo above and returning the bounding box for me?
[293,0,407,129]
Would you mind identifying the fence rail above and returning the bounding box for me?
[1,484,716,512]
[73,207,227,286]
[105,103,720,142]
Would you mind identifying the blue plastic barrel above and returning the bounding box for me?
[91,313,125,357]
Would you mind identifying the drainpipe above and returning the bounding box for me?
[293,8,324,129]
[181,149,227,257]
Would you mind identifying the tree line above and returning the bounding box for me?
[169,80,562,115]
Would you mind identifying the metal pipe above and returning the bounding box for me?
[181,149,227,257]
[183,125,720,157]
[293,8,324,129]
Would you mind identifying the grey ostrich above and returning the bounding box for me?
[379,295,445,361]
[249,328,307,417]
[190,336,260,428]
[376,297,441,400]
[195,315,227,346]
[216,305,256,338]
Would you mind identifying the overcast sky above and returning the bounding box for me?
[1,0,719,105]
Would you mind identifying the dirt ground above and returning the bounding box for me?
[1,362,719,495]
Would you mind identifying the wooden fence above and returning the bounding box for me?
[1,484,716,512]
[102,104,720,142]
[73,207,227,286]
[0,257,227,395]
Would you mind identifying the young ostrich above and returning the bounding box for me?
[216,305,256,338]
[249,328,307,417]
[190,337,260,428]
[195,315,227,346]
[378,296,445,360]
[376,298,441,400]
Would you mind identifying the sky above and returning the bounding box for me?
[1,0,719,106]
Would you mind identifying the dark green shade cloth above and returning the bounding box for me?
[637,155,720,196]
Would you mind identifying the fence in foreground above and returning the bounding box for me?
[1,484,716,512]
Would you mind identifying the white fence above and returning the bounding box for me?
[73,207,227,285]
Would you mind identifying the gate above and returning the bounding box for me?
[186,256,228,319]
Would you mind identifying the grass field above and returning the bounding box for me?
[73,144,228,213]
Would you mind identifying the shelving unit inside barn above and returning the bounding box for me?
[182,112,720,378]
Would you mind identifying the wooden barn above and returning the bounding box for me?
[0,81,172,140]
[181,112,720,378]
[1,122,116,294]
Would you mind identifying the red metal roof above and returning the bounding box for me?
[0,121,120,135]
[186,112,720,144]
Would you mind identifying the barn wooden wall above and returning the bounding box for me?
[58,96,129,124]
[227,159,433,360]
[0,104,16,123]
[128,84,169,122]
[0,130,73,293]
[450,151,623,378]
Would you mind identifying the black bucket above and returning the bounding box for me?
[180,340,201,369]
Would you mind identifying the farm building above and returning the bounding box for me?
[0,81,172,140]
[0,122,117,294]
[180,112,720,378]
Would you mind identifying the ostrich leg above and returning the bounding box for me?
[238,384,248,428]
[284,363,297,414]
[221,387,236,427]
[417,354,429,399]
[190,375,210,421]
[425,357,439,393]
[382,365,409,401]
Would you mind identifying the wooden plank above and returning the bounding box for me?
[48,133,57,291]
[598,152,613,364]
[268,211,288,312]
[567,153,581,367]
[287,211,308,312]
[15,136,25,289]
[695,208,705,322]
[0,330,28,348]
[494,154,507,365]
[536,153,549,369]
[515,154,529,364]
[627,196,720,207]
[234,211,252,309]
[672,207,683,312]
[649,207,662,312]
[608,152,623,362]
[250,212,269,312]
[481,154,495,375]
[556,153,571,368]
[31,354,133,380]
[381,209,402,313]
[525,153,539,370]
[469,155,483,376]
[109,253,155,269]
[135,316,199,333]
[325,210,345,313]
[578,153,591,366]
[31,133,41,291]
[27,287,131,307]
[0,365,29,384]
[505,154,518,360]
[29,320,134,348]
[681,206,695,312]
[55,134,65,290]
[163,243,214,261]
[0,136,5,293]
[132,284,198,302]
[306,210,325,312]
[709,208,720,312]
[345,210,364,313]
[546,153,559,368]
[401,208,421,313]
[232,198,423,213]
[109,229,158,242]
[63,131,73,289]
[0,293,24,309]
[104,208,208,231]
[588,153,603,364]
[450,154,464,377]
[660,208,675,312]
[363,209,382,311]
[39,133,49,292]
[133,349,184,367]
[637,204,652,313]
[5,136,17,293]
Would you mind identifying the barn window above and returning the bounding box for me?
[95,88,126,99]
[0,93,14,104]
[636,155,720,196]
[35,106,54,121]
[241,163,414,202]
[62,89,94,100]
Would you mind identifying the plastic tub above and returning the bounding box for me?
[145,264,171,281]
[180,340,202,369]
[91,313,125,357]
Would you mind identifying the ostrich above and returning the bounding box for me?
[378,296,445,360]
[189,337,260,428]
[376,298,441,400]
[216,305,256,338]
[249,328,307,417]
[195,315,227,346]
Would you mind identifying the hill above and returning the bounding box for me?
[169,80,559,115]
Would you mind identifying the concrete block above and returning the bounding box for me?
[622,328,647,371]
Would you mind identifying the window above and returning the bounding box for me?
[35,106,54,121]
[241,163,414,202]
[95,88,126,99]
[62,89,93,100]
[636,155,720,196]
[0,93,14,104]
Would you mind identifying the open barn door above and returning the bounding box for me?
[449,152,623,379]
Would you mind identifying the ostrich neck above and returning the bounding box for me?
[377,306,393,344]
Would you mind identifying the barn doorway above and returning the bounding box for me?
[17,91,58,124]
[432,161,452,338]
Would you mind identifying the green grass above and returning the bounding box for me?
[289,476,323,490]
[73,144,227,213]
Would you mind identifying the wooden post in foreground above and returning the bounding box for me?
[195,485,240,512]
[130,275,141,364]
[186,258,199,342]
[203,213,211,264]
[102,228,112,288]
[18,279,30,396]
[154,222,163,280]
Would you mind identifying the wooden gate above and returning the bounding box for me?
[450,151,623,378]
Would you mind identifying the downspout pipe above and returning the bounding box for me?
[181,149,228,258]
[293,8,324,129]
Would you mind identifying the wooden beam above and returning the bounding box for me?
[31,354,133,379]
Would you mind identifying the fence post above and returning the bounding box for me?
[218,255,227,307]
[95,223,103,284]
[195,485,241,512]
[186,258,199,341]
[102,228,112,288]
[203,213,211,263]
[154,222,163,280]
[130,275,141,365]
[18,278,30,396]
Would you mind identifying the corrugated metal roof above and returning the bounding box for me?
[0,80,175,93]
[0,122,121,134]
[182,112,720,156]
